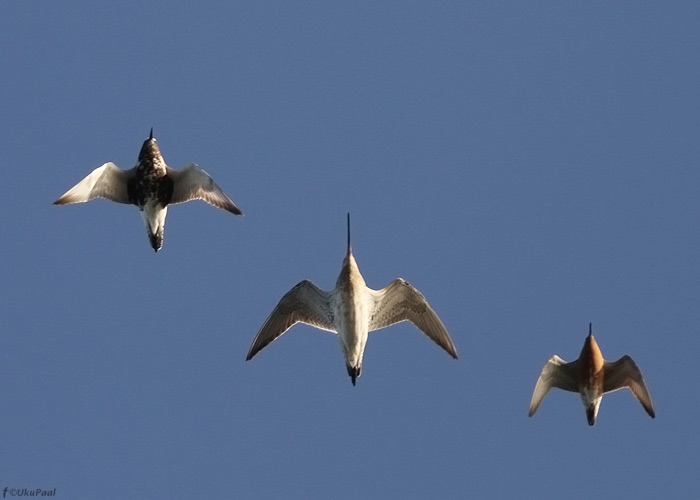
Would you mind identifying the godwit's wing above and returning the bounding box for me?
[246,280,334,361]
[529,356,578,416]
[167,164,242,215]
[54,162,134,205]
[603,356,655,418]
[368,278,458,359]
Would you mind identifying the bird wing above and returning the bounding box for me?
[603,356,655,418]
[368,278,458,359]
[167,163,242,214]
[246,280,334,361]
[54,162,133,205]
[529,356,578,416]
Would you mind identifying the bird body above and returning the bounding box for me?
[333,250,371,380]
[54,129,242,251]
[246,214,458,385]
[529,323,655,425]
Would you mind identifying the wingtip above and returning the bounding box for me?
[53,193,72,205]
[645,402,656,419]
[246,345,260,362]
[528,399,540,418]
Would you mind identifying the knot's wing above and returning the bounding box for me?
[604,355,655,418]
[529,356,578,417]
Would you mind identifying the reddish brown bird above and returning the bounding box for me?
[529,323,655,425]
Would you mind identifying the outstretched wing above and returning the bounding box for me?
[167,164,242,215]
[604,355,655,418]
[368,278,458,359]
[246,280,334,361]
[529,356,578,417]
[54,162,133,205]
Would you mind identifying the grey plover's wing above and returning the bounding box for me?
[167,164,242,215]
[604,356,655,418]
[54,162,133,205]
[246,280,334,361]
[529,356,578,416]
[368,278,458,359]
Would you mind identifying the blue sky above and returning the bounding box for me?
[2,2,699,499]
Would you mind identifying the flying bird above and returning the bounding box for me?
[529,323,655,425]
[246,213,458,385]
[54,129,242,251]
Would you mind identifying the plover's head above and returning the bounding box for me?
[138,128,163,161]
[137,128,165,172]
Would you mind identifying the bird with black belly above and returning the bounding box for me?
[54,129,242,251]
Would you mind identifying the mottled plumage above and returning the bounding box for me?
[54,129,242,251]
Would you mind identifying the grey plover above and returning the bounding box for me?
[54,129,242,251]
